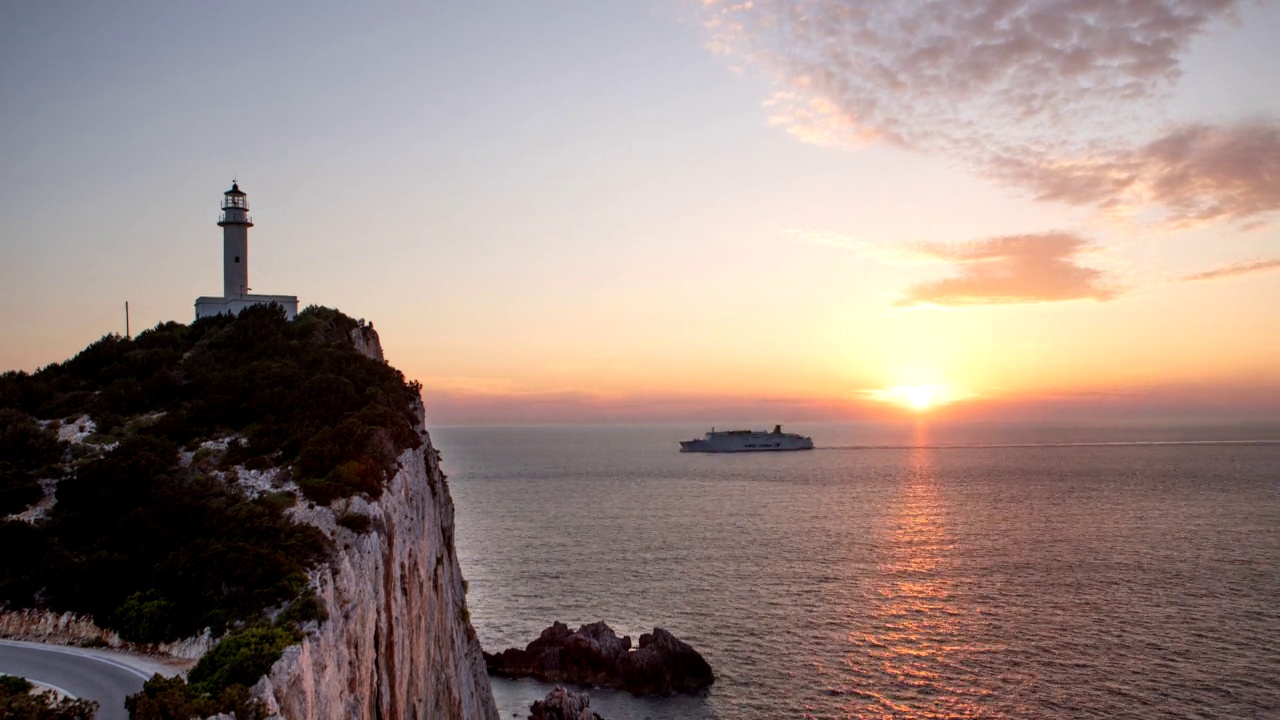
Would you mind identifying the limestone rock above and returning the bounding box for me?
[485,622,714,696]
[529,686,603,720]
[349,323,385,362]
[247,402,498,720]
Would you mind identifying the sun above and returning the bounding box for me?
[867,384,955,412]
[904,385,935,411]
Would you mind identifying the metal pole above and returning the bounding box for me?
[125,301,130,340]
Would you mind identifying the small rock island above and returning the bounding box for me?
[485,621,714,696]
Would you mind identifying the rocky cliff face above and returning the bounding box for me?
[248,332,498,720]
[250,415,497,720]
[349,322,385,363]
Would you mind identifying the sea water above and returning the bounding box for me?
[434,423,1280,719]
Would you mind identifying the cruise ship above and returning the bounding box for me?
[679,425,815,453]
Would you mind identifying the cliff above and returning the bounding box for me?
[247,327,498,720]
[0,307,499,719]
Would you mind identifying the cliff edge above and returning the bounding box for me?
[250,327,498,720]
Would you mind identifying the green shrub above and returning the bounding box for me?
[126,674,267,720]
[259,491,296,512]
[295,476,344,505]
[336,510,372,534]
[276,588,328,627]
[0,408,64,515]
[125,674,215,720]
[0,673,98,720]
[0,520,61,607]
[112,591,179,644]
[187,626,298,695]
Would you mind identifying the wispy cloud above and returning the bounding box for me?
[895,232,1120,306]
[704,0,1279,225]
[783,227,966,264]
[1178,257,1280,282]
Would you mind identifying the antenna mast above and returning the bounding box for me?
[125,301,131,340]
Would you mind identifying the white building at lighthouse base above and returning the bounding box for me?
[195,294,298,320]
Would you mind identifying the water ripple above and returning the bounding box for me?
[439,426,1280,720]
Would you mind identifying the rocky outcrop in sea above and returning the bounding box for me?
[485,621,714,696]
[529,686,603,720]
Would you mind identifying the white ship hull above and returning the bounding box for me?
[680,426,814,453]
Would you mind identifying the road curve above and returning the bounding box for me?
[0,640,175,720]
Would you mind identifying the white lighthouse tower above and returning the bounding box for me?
[219,182,251,298]
[195,181,298,320]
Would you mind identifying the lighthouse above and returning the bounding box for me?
[218,182,252,298]
[195,181,298,320]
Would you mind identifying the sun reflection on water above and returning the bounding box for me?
[840,435,995,718]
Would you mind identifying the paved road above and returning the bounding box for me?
[0,640,164,720]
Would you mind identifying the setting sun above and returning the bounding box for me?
[905,385,935,410]
[867,384,961,412]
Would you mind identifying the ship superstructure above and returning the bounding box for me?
[679,425,814,453]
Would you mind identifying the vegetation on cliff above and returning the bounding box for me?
[0,675,97,720]
[0,305,425,716]
[1,304,421,506]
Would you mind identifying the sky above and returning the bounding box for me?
[2,1,1278,425]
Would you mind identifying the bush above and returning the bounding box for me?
[125,675,215,720]
[187,626,298,695]
[0,674,98,720]
[336,511,372,534]
[125,674,266,720]
[0,520,62,607]
[276,588,328,627]
[112,591,179,645]
[0,408,64,515]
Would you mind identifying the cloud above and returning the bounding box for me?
[1178,257,1280,282]
[783,227,975,264]
[703,0,1280,224]
[705,0,1240,147]
[895,232,1119,306]
[993,121,1280,223]
[1141,123,1280,222]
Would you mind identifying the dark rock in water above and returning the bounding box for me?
[529,686,603,720]
[485,621,714,696]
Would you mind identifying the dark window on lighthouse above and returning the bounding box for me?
[235,256,240,263]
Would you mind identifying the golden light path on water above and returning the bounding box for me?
[841,423,993,718]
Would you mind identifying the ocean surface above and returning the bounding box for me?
[433,422,1280,719]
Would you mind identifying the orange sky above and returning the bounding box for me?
[2,3,1278,425]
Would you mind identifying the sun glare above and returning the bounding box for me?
[868,384,955,412]
[905,385,934,410]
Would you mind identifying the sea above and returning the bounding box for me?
[432,422,1280,720]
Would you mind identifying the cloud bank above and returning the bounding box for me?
[895,232,1118,306]
[705,0,1280,224]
